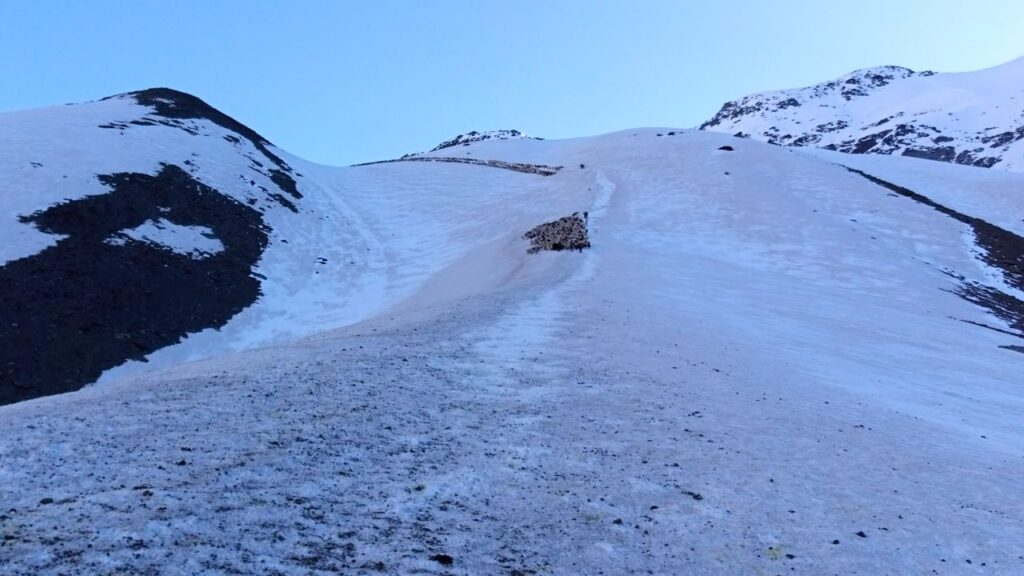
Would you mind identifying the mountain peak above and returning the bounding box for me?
[104,87,275,150]
[429,129,539,152]
[699,58,1024,171]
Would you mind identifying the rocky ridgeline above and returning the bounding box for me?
[396,130,542,160]
[353,156,562,176]
[429,130,538,152]
[523,213,590,253]
[699,61,1024,171]
[701,67,925,132]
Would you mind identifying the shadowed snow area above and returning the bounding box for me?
[1,97,1023,574]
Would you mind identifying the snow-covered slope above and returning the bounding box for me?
[0,93,573,404]
[700,57,1024,171]
[2,93,1024,574]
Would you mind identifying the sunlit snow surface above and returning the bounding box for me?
[0,95,1022,574]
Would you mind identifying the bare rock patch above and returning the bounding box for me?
[524,213,590,253]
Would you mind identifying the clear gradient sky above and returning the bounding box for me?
[2,1,1022,165]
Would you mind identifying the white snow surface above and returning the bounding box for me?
[1,95,1023,574]
[105,219,224,259]
[701,56,1024,172]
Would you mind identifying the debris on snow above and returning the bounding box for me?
[523,212,590,253]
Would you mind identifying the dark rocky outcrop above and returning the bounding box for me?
[101,88,302,211]
[524,213,590,253]
[0,164,269,405]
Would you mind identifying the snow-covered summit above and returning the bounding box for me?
[700,56,1024,171]
[397,129,540,158]
[430,129,538,151]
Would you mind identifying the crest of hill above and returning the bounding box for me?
[699,56,1024,172]
[398,130,541,158]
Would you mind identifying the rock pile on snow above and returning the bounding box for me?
[523,213,590,253]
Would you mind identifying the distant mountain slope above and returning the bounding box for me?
[700,57,1024,171]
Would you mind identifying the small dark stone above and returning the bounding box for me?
[718,145,734,151]
[175,459,187,466]
[612,518,623,525]
[430,554,454,566]
[856,531,867,538]
[832,539,840,545]
[39,497,54,505]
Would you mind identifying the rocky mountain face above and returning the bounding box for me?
[700,57,1024,172]
[0,88,305,404]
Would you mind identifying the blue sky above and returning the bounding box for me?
[2,1,1022,165]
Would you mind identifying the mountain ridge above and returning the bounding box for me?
[700,56,1024,171]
